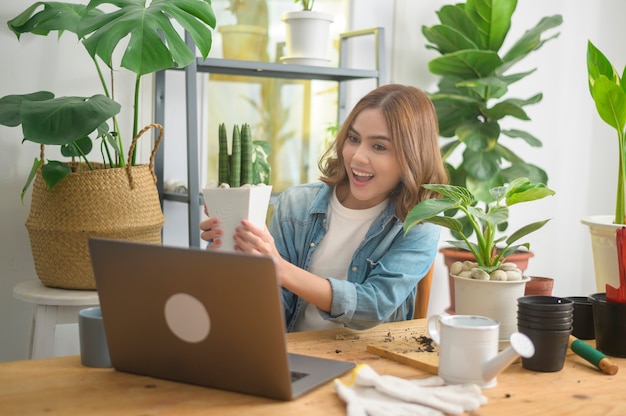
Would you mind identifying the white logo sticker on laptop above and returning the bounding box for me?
[164,293,211,343]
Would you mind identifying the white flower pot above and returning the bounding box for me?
[202,185,272,252]
[453,274,530,342]
[281,11,333,63]
[581,215,623,292]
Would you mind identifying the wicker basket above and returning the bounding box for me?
[25,124,166,290]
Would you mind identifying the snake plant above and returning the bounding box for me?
[218,123,271,187]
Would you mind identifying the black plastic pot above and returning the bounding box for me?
[589,293,626,357]
[566,296,595,340]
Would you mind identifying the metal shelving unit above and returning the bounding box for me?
[154,28,387,247]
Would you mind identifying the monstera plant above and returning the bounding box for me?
[423,0,562,209]
[0,0,216,199]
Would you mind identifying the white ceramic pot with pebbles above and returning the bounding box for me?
[451,261,530,341]
[404,178,555,341]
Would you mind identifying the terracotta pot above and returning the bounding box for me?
[440,247,535,313]
[524,276,555,296]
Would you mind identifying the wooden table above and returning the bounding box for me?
[0,319,623,415]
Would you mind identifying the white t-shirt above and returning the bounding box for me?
[292,189,388,331]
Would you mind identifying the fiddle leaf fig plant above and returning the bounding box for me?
[0,0,216,199]
[423,0,562,205]
[404,178,555,274]
[586,40,626,225]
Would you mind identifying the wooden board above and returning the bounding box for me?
[366,326,439,375]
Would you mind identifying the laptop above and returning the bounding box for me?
[88,238,355,401]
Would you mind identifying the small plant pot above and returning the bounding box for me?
[565,296,595,340]
[524,276,554,296]
[517,325,571,372]
[518,296,573,312]
[589,293,626,357]
[202,185,272,252]
[281,11,333,63]
[441,247,534,313]
[453,274,530,341]
[517,311,573,324]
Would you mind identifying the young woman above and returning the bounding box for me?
[200,84,448,331]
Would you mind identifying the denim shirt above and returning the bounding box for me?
[269,182,440,332]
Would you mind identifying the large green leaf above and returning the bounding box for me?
[404,198,464,234]
[436,4,483,48]
[422,24,479,54]
[429,49,503,79]
[501,129,542,147]
[465,0,517,52]
[587,40,619,95]
[79,0,216,76]
[501,15,563,69]
[7,2,103,37]
[20,95,121,145]
[456,76,508,100]
[422,183,475,204]
[432,94,482,137]
[591,76,626,133]
[505,219,551,245]
[485,100,529,121]
[0,92,54,127]
[505,185,556,206]
[457,120,500,152]
[463,146,501,181]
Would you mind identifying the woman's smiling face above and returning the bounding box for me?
[340,107,402,209]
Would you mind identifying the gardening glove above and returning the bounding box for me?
[334,377,444,416]
[335,364,487,416]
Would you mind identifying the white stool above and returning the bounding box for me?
[13,279,99,359]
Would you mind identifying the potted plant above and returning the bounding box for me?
[582,40,626,293]
[218,0,269,62]
[202,123,272,252]
[421,0,562,294]
[281,0,333,66]
[0,0,216,289]
[404,177,555,340]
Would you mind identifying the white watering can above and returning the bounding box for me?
[427,314,535,389]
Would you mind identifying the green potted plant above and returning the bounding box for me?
[0,0,216,289]
[203,123,272,252]
[423,0,561,204]
[422,0,562,290]
[281,0,333,65]
[582,40,626,292]
[218,0,269,61]
[404,177,555,340]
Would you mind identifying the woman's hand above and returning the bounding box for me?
[199,217,223,249]
[233,219,281,258]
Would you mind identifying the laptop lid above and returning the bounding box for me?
[88,238,354,401]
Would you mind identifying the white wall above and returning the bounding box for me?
[0,0,623,362]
